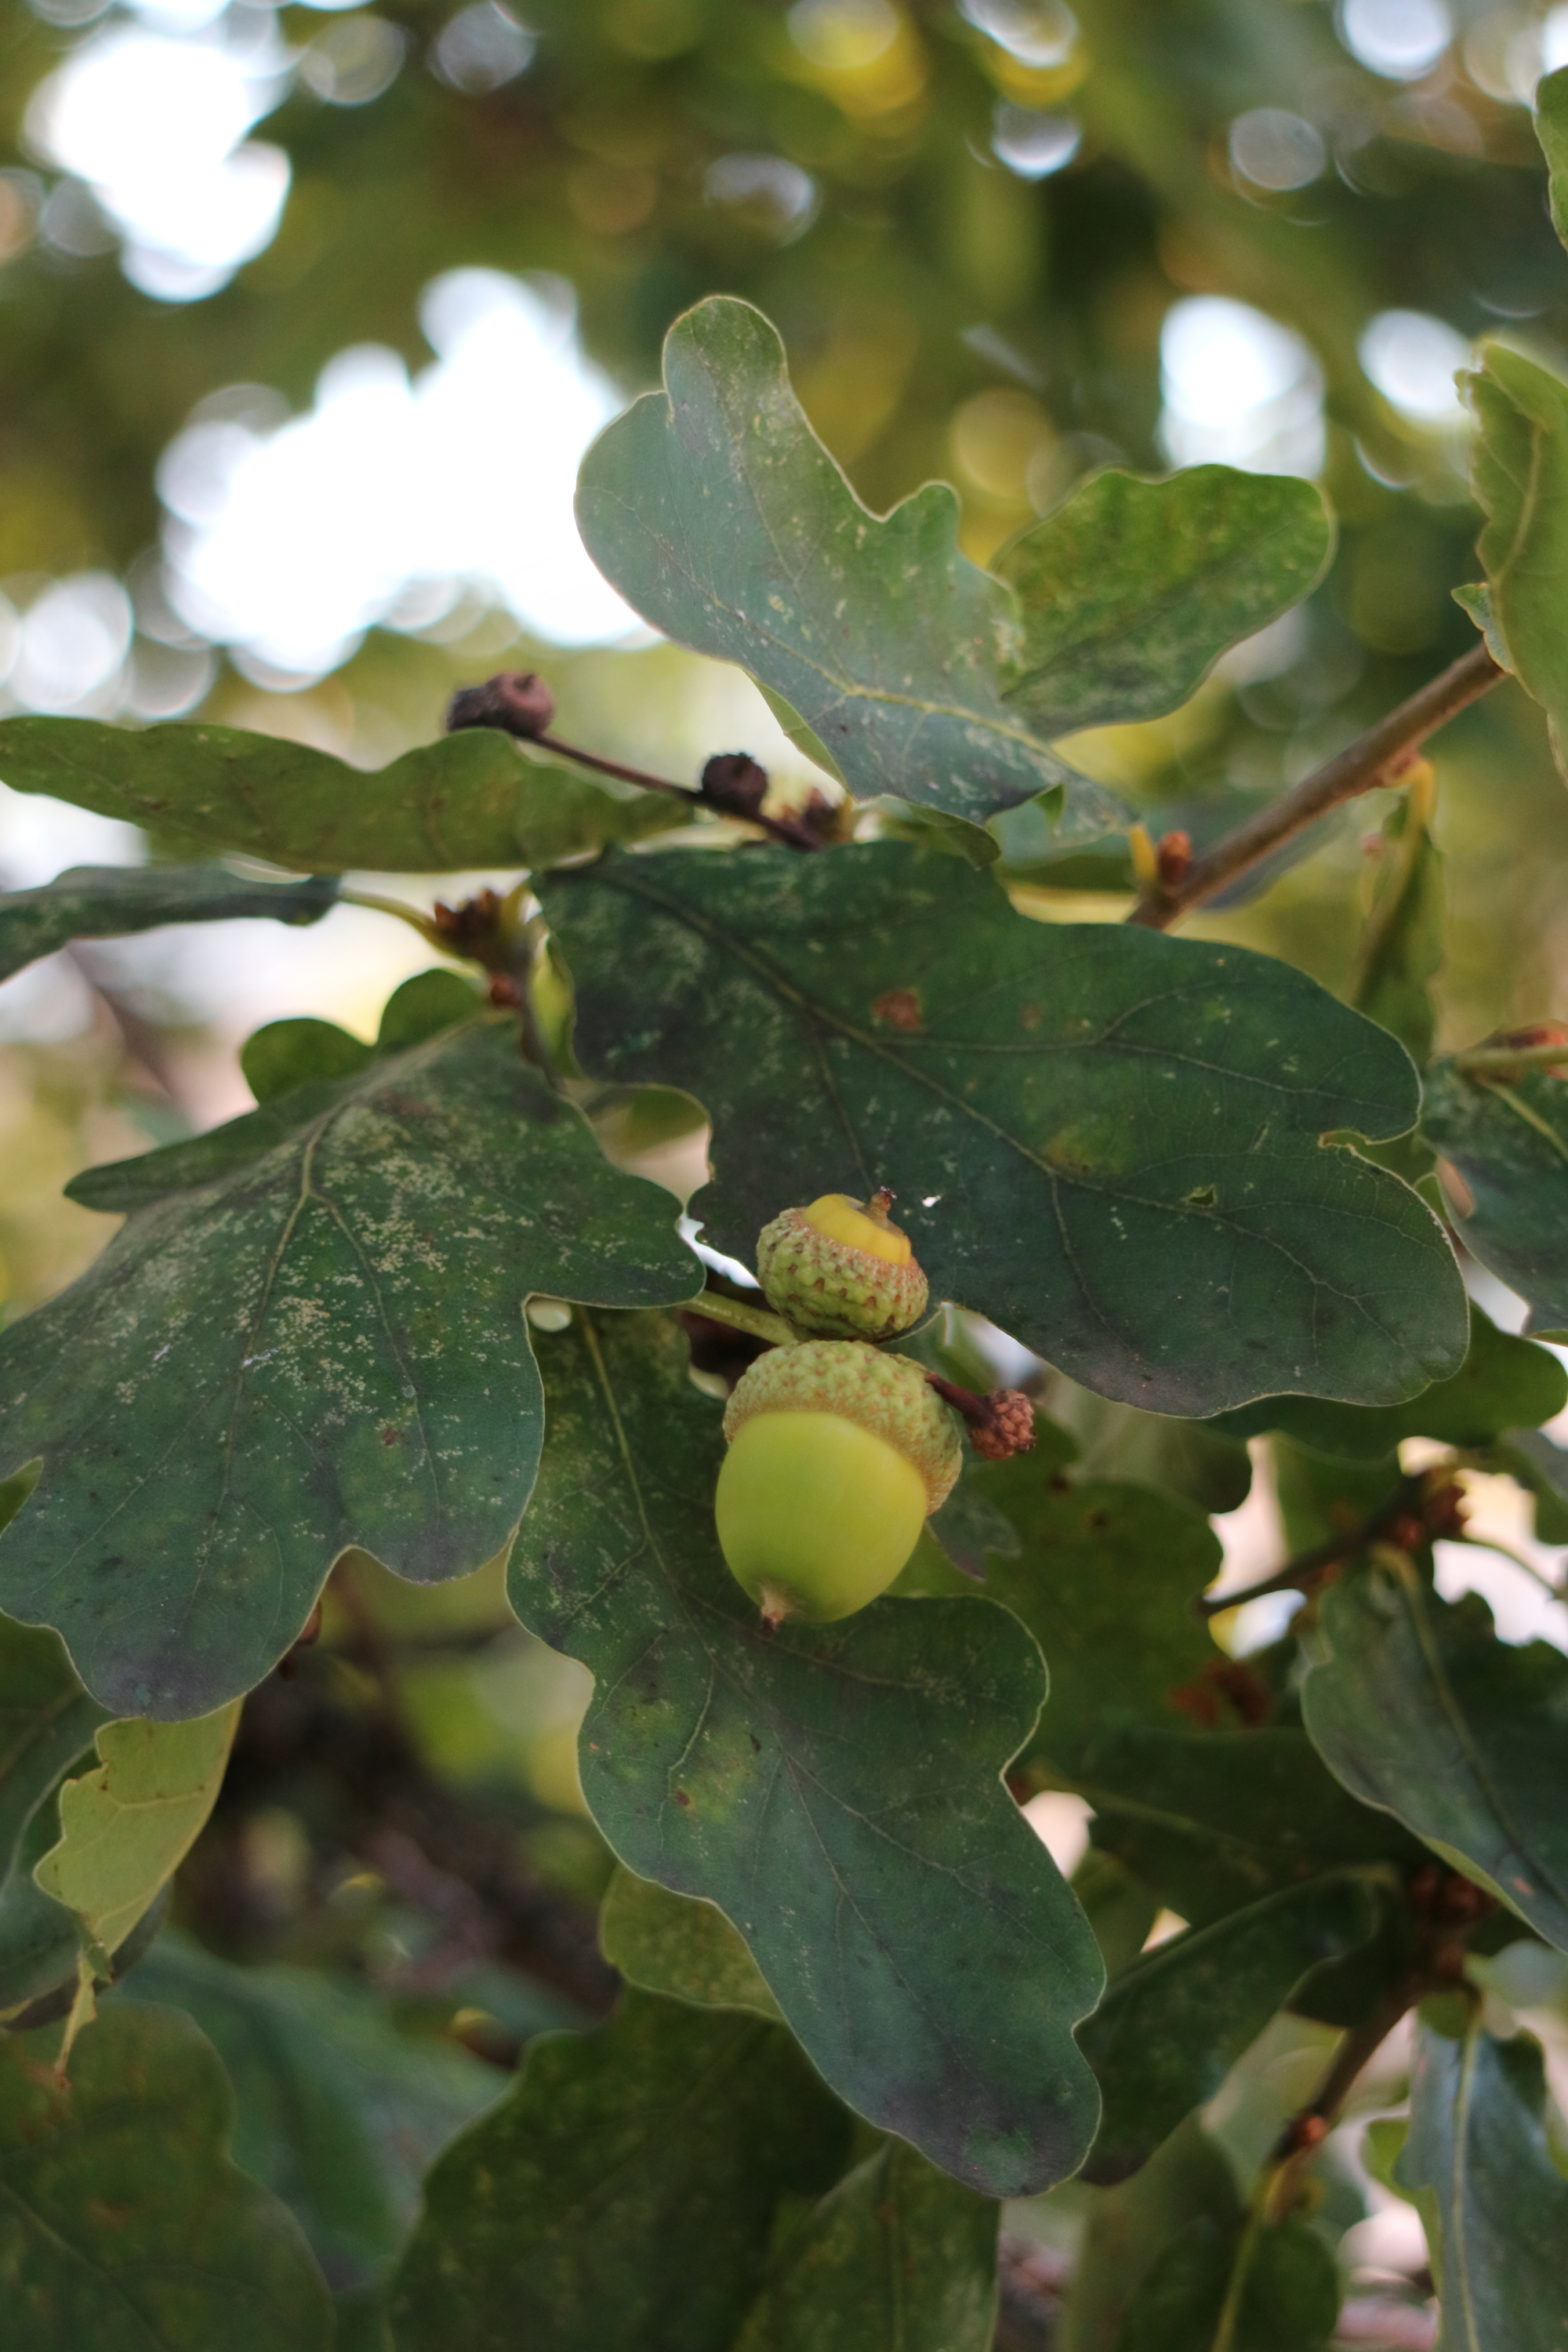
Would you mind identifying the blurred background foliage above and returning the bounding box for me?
[7,11,1568,2322]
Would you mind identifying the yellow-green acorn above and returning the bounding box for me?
[755,1189,929,1341]
[715,1340,962,1627]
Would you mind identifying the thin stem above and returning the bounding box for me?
[1128,641,1505,931]
[1198,1475,1426,1618]
[340,888,448,949]
[538,730,823,853]
[1262,1978,1418,2225]
[687,1291,799,1348]
[1449,1040,1568,1075]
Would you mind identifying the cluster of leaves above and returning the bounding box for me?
[10,71,1568,2348]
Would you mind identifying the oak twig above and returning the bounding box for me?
[1129,642,1504,930]
[1198,1472,1450,1618]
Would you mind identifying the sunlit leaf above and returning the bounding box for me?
[574,297,1127,835]
[995,466,1333,737]
[35,1706,239,1969]
[541,844,1464,1415]
[508,1309,1103,2196]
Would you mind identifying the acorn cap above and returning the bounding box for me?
[756,1191,929,1341]
[723,1340,962,1514]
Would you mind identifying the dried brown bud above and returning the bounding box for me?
[701,751,770,817]
[1155,830,1192,889]
[447,670,556,740]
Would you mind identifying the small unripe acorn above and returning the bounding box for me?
[715,1340,962,1626]
[755,1189,929,1341]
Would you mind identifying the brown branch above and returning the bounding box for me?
[1197,1472,1446,1618]
[1128,641,1504,931]
[445,670,830,850]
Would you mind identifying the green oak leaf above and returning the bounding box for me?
[0,2000,333,2348]
[1537,66,1568,272]
[507,1309,1104,2197]
[1301,1565,1568,1951]
[387,1992,848,2352]
[573,296,1125,835]
[0,718,681,872]
[1465,340,1568,777]
[994,466,1333,737]
[540,842,1465,1416]
[1065,2122,1240,2352]
[1397,2016,1568,2350]
[123,1933,499,2295]
[1421,1055,1568,1337]
[974,1458,1223,1774]
[35,1706,239,1970]
[731,2139,998,2352]
[0,864,338,984]
[1115,2212,1339,2352]
[238,972,482,1105]
[1349,783,1444,1071]
[598,1866,779,2019]
[1079,1874,1378,2186]
[1077,1723,1423,1926]
[0,990,696,1717]
[0,1612,105,2020]
[1213,1304,1566,1460]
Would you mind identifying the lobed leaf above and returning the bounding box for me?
[541,842,1466,1415]
[1114,2212,1339,2352]
[0,2000,333,2349]
[0,718,681,873]
[35,1705,239,1968]
[0,864,338,984]
[573,296,1126,835]
[1079,1874,1378,2185]
[1301,1565,1568,1951]
[974,1458,1222,1772]
[1421,1056,1568,1337]
[508,1309,1104,2197]
[1214,1304,1566,1460]
[995,466,1333,738]
[124,1933,499,2295]
[1397,2015,1568,2350]
[0,986,696,1716]
[731,2139,998,2352]
[0,1612,105,2020]
[1464,340,1568,777]
[388,1991,848,2352]
[598,1866,779,2019]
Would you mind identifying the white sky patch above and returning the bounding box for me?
[1159,296,1325,476]
[25,21,290,300]
[162,272,639,677]
[1359,309,1472,427]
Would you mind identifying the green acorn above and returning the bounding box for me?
[715,1340,962,1627]
[756,1188,929,1341]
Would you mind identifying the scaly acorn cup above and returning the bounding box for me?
[715,1340,963,1627]
[755,1188,929,1340]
